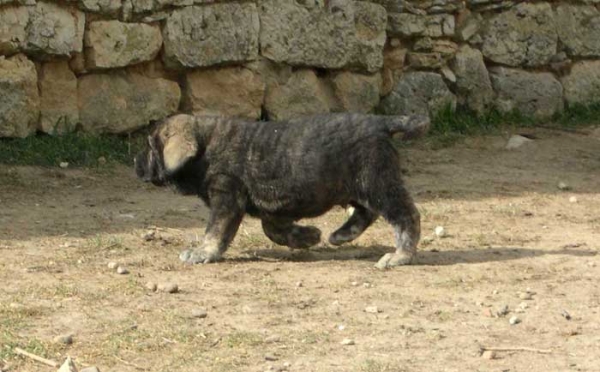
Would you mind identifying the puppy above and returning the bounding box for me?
[136,113,429,269]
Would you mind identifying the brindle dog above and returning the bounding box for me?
[135,113,429,269]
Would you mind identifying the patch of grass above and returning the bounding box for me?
[103,324,157,354]
[0,332,54,361]
[431,106,522,136]
[0,304,57,362]
[87,234,125,251]
[553,103,600,127]
[52,283,80,298]
[360,359,405,372]
[432,103,600,136]
[223,331,263,348]
[0,131,145,167]
[0,304,49,331]
[413,103,600,149]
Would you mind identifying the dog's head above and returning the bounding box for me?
[135,114,202,187]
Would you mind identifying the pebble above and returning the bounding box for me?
[341,338,355,346]
[158,283,179,293]
[265,354,278,361]
[107,262,118,269]
[557,181,570,191]
[509,316,521,325]
[434,226,447,238]
[481,350,497,360]
[365,306,381,314]
[145,282,157,291]
[191,309,208,319]
[81,368,101,372]
[505,135,532,150]
[519,292,533,300]
[295,281,303,288]
[116,266,129,275]
[496,305,509,317]
[569,196,578,203]
[53,334,73,345]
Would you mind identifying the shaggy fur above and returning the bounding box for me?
[135,113,429,268]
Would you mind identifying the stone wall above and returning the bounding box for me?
[1,0,600,137]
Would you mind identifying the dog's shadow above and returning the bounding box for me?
[237,245,596,266]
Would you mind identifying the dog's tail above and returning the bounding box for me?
[380,114,430,140]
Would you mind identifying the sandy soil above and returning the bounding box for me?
[1,128,599,372]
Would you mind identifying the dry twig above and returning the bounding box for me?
[14,348,59,367]
[480,346,553,354]
[114,356,150,371]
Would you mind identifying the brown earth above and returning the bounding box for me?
[1,128,599,372]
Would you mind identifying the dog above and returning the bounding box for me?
[135,113,429,269]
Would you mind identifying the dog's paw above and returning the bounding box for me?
[288,225,321,249]
[374,252,414,270]
[179,249,220,264]
[328,226,361,246]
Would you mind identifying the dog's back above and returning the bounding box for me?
[203,113,428,218]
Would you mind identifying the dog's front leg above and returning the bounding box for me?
[179,178,245,264]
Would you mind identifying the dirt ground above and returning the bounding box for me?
[1,128,599,372]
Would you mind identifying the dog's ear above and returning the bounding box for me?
[161,124,199,174]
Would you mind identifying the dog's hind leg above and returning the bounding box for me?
[328,204,378,246]
[262,217,322,249]
[368,184,421,269]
